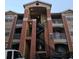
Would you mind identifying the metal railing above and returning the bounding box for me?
[13,34,20,39]
[53,33,66,39]
[16,20,23,24]
[53,19,63,24]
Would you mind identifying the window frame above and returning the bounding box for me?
[66,16,73,21]
[5,15,14,22]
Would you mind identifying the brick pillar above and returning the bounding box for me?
[47,9,55,56]
[62,15,73,52]
[7,16,17,48]
[30,19,36,59]
[44,23,49,57]
[19,9,29,56]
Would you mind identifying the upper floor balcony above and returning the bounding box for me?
[13,34,20,39]
[53,32,66,39]
[16,19,23,24]
[16,20,23,27]
[53,32,67,43]
[52,19,63,27]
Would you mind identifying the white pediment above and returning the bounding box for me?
[23,1,52,9]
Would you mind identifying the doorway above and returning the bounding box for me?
[25,40,31,59]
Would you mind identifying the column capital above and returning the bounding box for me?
[47,17,52,21]
[32,19,36,21]
[24,9,29,18]
[47,9,51,17]
[49,33,53,35]
[23,17,28,21]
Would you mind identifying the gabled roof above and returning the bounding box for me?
[23,1,52,8]
[5,11,17,15]
[62,9,73,14]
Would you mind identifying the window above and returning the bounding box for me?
[70,32,73,36]
[14,51,22,59]
[53,27,66,39]
[5,15,13,22]
[55,46,66,53]
[5,32,9,36]
[12,43,19,50]
[5,19,12,22]
[13,34,20,39]
[16,20,23,24]
[66,16,73,21]
[53,19,63,23]
[54,32,60,39]
[5,28,10,31]
[53,57,61,59]
[7,51,12,59]
[38,45,42,50]
[57,47,65,53]
[36,2,39,5]
[13,28,22,39]
[53,32,66,39]
[5,15,14,19]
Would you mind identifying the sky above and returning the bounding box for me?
[5,0,73,13]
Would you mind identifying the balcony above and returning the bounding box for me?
[53,33,67,43]
[16,24,22,28]
[13,34,20,43]
[36,51,46,54]
[53,33,66,39]
[53,23,63,27]
[53,19,63,23]
[13,39,20,43]
[13,34,20,39]
[16,20,23,24]
[52,19,63,27]
[16,20,22,28]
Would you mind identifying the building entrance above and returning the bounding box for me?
[36,53,46,59]
[25,40,31,59]
[30,7,47,59]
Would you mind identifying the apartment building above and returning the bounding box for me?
[5,1,73,59]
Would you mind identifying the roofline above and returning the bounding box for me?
[61,9,73,13]
[5,10,24,15]
[5,10,17,13]
[23,1,52,8]
[5,9,73,15]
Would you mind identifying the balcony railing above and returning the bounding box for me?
[53,19,63,24]
[53,33,66,39]
[13,34,20,39]
[16,20,23,24]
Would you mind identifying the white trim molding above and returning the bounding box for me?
[23,17,28,21]
[32,19,36,21]
[47,17,52,21]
